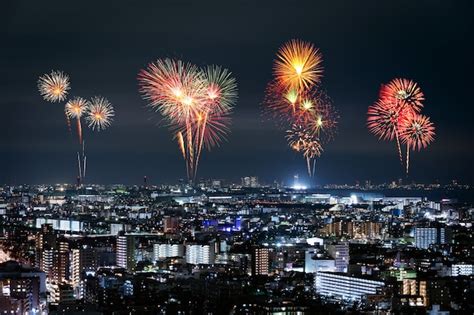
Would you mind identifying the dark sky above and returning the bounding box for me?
[1,0,473,185]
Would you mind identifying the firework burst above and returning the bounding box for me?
[380,78,424,112]
[65,97,89,144]
[368,77,434,176]
[138,59,207,125]
[138,59,237,182]
[86,96,115,131]
[367,100,408,141]
[399,114,435,151]
[65,97,88,119]
[38,70,70,102]
[274,39,323,92]
[286,124,323,176]
[263,39,336,180]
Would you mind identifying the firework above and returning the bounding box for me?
[274,39,323,92]
[399,114,435,150]
[38,70,70,102]
[138,59,237,182]
[367,99,408,141]
[263,39,336,181]
[65,97,88,119]
[138,59,207,124]
[367,99,410,164]
[86,96,114,131]
[399,113,435,175]
[262,81,297,125]
[202,65,237,113]
[368,77,435,176]
[379,78,424,112]
[286,124,323,176]
[65,97,89,144]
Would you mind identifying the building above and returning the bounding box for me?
[315,272,385,301]
[185,242,215,265]
[241,176,259,188]
[305,249,336,273]
[327,243,349,273]
[116,232,136,272]
[153,243,184,261]
[163,216,179,233]
[0,261,46,314]
[451,264,473,277]
[359,222,383,239]
[414,227,447,249]
[252,247,269,276]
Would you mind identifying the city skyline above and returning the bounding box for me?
[2,1,473,185]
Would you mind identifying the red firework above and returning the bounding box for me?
[379,78,424,112]
[399,113,435,151]
[367,99,410,141]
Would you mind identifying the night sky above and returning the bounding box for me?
[2,0,473,185]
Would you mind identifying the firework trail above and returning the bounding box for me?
[38,70,70,102]
[138,59,237,182]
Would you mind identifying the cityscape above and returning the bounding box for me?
[2,1,473,315]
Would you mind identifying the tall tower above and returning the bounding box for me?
[252,247,270,276]
[116,232,136,272]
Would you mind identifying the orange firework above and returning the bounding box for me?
[286,124,323,177]
[380,78,424,112]
[274,39,323,92]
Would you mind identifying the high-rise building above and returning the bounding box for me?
[153,243,184,261]
[116,232,136,272]
[327,243,349,273]
[252,247,269,276]
[414,227,447,249]
[315,272,385,301]
[35,224,56,269]
[56,240,70,283]
[185,242,215,265]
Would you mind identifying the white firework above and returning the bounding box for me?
[38,70,70,102]
[86,96,114,131]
